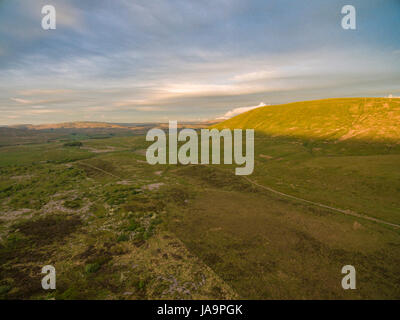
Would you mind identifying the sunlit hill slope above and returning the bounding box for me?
[213,98,400,142]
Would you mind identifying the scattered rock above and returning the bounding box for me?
[0,208,32,221]
[353,221,363,230]
[116,180,132,185]
[142,183,164,191]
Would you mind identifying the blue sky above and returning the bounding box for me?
[0,0,399,124]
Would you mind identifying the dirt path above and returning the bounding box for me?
[77,161,127,180]
[243,176,400,229]
[76,161,400,229]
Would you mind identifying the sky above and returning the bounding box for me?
[0,0,399,125]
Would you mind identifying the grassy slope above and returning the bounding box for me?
[213,98,400,142]
[166,98,400,298]
[0,138,238,299]
[0,136,399,299]
[1,98,400,299]
[212,98,400,224]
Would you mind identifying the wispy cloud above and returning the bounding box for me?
[10,97,32,104]
[232,71,275,82]
[0,0,399,124]
[28,108,64,114]
[218,102,268,120]
[19,89,74,96]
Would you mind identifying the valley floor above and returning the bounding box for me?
[0,133,399,299]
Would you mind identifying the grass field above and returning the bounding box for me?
[1,98,399,299]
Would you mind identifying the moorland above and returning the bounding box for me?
[0,97,399,299]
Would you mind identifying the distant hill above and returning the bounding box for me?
[0,120,223,147]
[10,122,131,130]
[212,98,400,142]
[9,120,222,131]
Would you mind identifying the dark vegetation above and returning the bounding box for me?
[63,141,83,147]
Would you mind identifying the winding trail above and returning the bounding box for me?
[242,176,400,229]
[76,160,400,229]
[77,161,126,180]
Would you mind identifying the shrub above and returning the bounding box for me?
[64,198,82,209]
[85,263,100,274]
[117,234,129,242]
[0,285,11,296]
[63,141,83,147]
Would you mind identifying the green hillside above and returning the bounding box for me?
[213,98,400,142]
[212,97,400,226]
[1,109,399,299]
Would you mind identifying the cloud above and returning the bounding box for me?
[19,89,73,96]
[10,96,74,106]
[218,102,268,120]
[232,71,274,82]
[1,1,400,125]
[11,97,32,104]
[133,106,163,112]
[27,108,64,114]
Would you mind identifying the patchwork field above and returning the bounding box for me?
[1,98,399,299]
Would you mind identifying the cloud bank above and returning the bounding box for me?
[0,0,399,124]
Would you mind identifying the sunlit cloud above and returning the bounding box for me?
[218,102,268,120]
[0,0,399,125]
[11,97,32,104]
[232,71,275,82]
[28,109,62,114]
[19,89,74,96]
